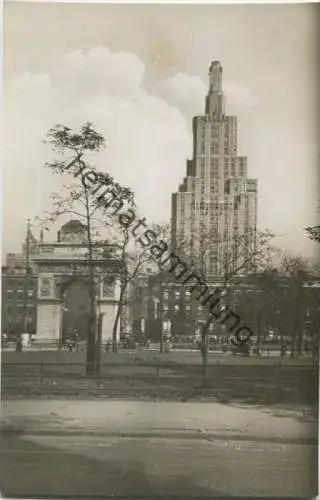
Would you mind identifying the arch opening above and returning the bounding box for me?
[61,279,90,342]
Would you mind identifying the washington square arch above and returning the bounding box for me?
[33,220,121,344]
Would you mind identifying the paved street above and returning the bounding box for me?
[1,400,317,497]
[2,400,318,442]
[1,433,317,497]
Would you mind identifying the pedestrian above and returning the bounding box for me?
[312,342,318,367]
[74,333,79,352]
[280,344,287,357]
[15,335,22,353]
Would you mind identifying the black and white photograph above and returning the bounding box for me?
[1,1,319,497]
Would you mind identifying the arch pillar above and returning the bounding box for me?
[36,273,61,341]
[36,301,61,342]
[98,277,121,343]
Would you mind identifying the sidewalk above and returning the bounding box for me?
[1,400,317,444]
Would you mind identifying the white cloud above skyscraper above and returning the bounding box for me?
[3,2,319,260]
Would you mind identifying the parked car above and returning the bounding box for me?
[122,337,137,349]
[62,335,77,351]
[232,342,250,356]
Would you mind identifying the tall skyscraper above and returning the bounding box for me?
[171,61,258,278]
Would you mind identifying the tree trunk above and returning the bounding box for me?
[86,320,96,374]
[296,308,304,356]
[160,330,164,353]
[112,286,125,353]
[159,290,164,354]
[95,313,103,376]
[201,344,209,385]
[86,256,96,375]
[290,322,297,358]
[112,307,121,353]
[200,322,209,387]
[256,310,262,356]
[85,195,96,376]
[296,326,303,356]
[86,301,96,375]
[290,298,300,358]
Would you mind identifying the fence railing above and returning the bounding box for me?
[2,360,318,403]
[2,339,315,354]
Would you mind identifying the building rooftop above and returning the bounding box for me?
[61,220,86,232]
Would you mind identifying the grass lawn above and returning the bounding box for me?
[2,348,314,367]
[2,349,317,406]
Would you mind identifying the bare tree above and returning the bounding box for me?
[236,256,319,360]
[40,122,133,375]
[96,213,163,353]
[174,234,211,378]
[111,227,155,353]
[279,253,310,358]
[220,228,275,281]
[177,228,275,384]
[235,268,284,356]
[148,223,171,353]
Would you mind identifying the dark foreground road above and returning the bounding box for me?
[0,434,317,498]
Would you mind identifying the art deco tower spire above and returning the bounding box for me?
[205,61,225,115]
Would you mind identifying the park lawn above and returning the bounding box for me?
[2,373,317,406]
[1,349,314,367]
[2,349,317,406]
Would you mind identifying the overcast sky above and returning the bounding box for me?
[3,2,319,260]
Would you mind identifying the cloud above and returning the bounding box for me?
[3,47,193,253]
[224,83,256,107]
[51,47,146,99]
[3,46,258,257]
[156,72,256,121]
[156,73,207,118]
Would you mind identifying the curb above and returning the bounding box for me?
[1,427,317,445]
